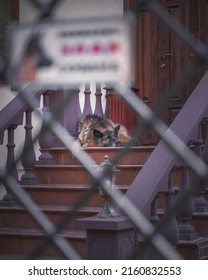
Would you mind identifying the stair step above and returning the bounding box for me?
[23,184,128,207]
[177,237,208,260]
[0,205,101,230]
[33,164,142,185]
[191,212,208,238]
[0,227,86,259]
[1,143,207,260]
[50,146,155,166]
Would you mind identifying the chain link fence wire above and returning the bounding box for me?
[1,0,208,259]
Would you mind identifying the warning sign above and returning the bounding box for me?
[8,15,135,88]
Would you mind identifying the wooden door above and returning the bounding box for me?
[158,1,187,123]
[124,0,208,144]
[135,0,186,144]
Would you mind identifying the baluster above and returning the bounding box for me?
[0,125,19,206]
[82,82,92,117]
[38,91,55,164]
[176,165,198,240]
[105,87,116,120]
[203,118,208,196]
[160,172,179,246]
[191,124,208,212]
[62,88,82,137]
[20,108,39,184]
[144,173,179,259]
[150,195,159,226]
[140,197,159,259]
[94,82,104,116]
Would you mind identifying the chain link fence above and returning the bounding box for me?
[1,0,208,259]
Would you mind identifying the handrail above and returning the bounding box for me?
[0,88,42,144]
[125,71,208,217]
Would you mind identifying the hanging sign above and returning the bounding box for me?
[8,15,135,88]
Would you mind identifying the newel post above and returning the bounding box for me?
[74,155,135,259]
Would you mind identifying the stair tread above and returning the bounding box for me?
[34,164,143,168]
[0,254,66,260]
[22,183,129,190]
[193,212,208,217]
[178,237,208,245]
[0,204,101,212]
[0,226,86,239]
[50,146,155,152]
[157,208,208,216]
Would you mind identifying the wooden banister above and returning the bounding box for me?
[0,89,42,144]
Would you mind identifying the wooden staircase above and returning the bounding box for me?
[0,146,153,259]
[0,145,208,259]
